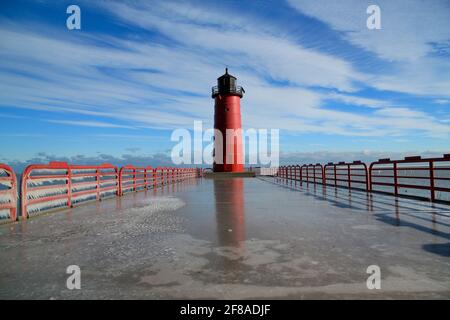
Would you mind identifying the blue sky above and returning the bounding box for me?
[0,0,449,168]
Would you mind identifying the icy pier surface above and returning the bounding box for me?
[0,177,449,299]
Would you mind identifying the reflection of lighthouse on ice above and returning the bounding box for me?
[214,178,246,247]
[212,68,245,172]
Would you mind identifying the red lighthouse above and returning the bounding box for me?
[212,68,245,172]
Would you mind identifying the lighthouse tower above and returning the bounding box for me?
[212,68,245,172]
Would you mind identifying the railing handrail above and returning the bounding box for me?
[17,162,199,220]
[211,85,244,97]
[0,163,17,221]
[275,153,450,203]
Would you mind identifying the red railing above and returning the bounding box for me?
[324,161,369,191]
[0,163,17,222]
[165,167,172,184]
[0,162,198,221]
[277,166,288,178]
[259,167,279,176]
[21,162,119,218]
[293,165,301,181]
[177,168,183,181]
[8,153,450,220]
[70,163,118,205]
[369,155,450,202]
[277,164,324,184]
[118,166,198,195]
[300,164,324,184]
[119,165,146,195]
[154,166,165,186]
[22,161,71,218]
[300,165,307,182]
[146,166,156,188]
[282,165,301,181]
[277,166,283,177]
[181,168,198,180]
[274,154,450,203]
[119,165,198,195]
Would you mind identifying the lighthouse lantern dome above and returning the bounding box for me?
[212,68,244,98]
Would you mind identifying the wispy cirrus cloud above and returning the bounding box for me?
[45,119,136,129]
[287,0,450,98]
[434,99,449,105]
[324,93,389,109]
[287,0,450,61]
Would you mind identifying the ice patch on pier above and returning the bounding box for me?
[122,196,185,215]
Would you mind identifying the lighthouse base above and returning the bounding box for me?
[203,172,255,179]
[213,164,244,173]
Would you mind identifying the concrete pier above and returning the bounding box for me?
[0,177,449,299]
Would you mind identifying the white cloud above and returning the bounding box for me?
[434,99,449,105]
[287,0,450,98]
[287,0,450,61]
[102,0,364,92]
[45,119,136,129]
[369,57,450,97]
[325,93,389,108]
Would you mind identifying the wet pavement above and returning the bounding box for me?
[0,176,449,299]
